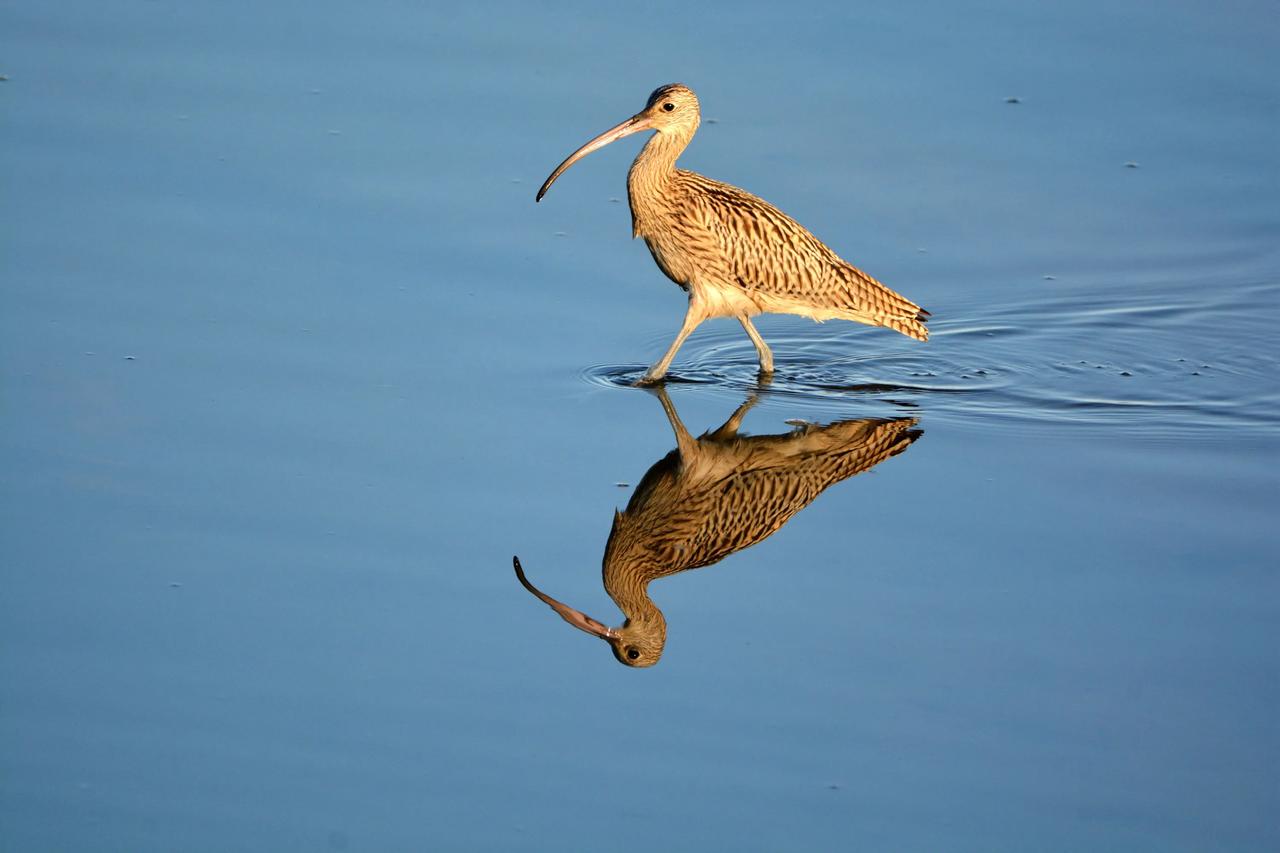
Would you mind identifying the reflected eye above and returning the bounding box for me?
[662,102,675,112]
[626,648,640,660]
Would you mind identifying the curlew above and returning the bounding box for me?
[537,83,929,383]
[513,386,922,667]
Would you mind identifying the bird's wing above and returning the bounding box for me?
[608,416,921,581]
[682,171,841,296]
[680,171,927,335]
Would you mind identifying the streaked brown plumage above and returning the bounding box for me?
[513,387,921,667]
[537,83,929,383]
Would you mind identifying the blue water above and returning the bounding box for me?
[2,1,1277,850]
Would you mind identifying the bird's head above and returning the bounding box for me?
[536,83,701,202]
[605,617,667,668]
[512,556,666,667]
[639,83,701,135]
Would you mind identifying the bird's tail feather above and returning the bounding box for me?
[838,263,930,341]
[883,311,930,341]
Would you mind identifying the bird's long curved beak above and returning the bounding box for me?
[512,556,618,639]
[536,114,653,202]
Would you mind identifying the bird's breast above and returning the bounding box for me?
[636,208,728,281]
[639,227,768,318]
[641,232,695,291]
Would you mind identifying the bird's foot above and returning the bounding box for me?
[634,372,666,387]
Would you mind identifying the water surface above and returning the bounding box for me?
[2,1,1277,850]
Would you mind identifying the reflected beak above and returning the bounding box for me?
[536,113,653,202]
[512,556,618,640]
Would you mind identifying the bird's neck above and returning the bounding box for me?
[607,570,667,648]
[603,511,670,625]
[603,548,663,621]
[627,130,690,235]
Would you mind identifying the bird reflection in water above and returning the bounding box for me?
[513,387,921,667]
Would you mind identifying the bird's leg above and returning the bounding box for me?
[652,386,699,461]
[638,301,705,385]
[706,392,761,441]
[739,316,774,375]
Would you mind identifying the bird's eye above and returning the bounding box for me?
[626,648,640,660]
[662,102,675,112]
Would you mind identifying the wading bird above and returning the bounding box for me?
[537,83,929,383]
[513,387,921,667]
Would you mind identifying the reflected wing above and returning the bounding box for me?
[606,417,921,580]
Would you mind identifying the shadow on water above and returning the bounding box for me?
[513,385,920,667]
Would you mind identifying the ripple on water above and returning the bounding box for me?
[582,272,1280,440]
